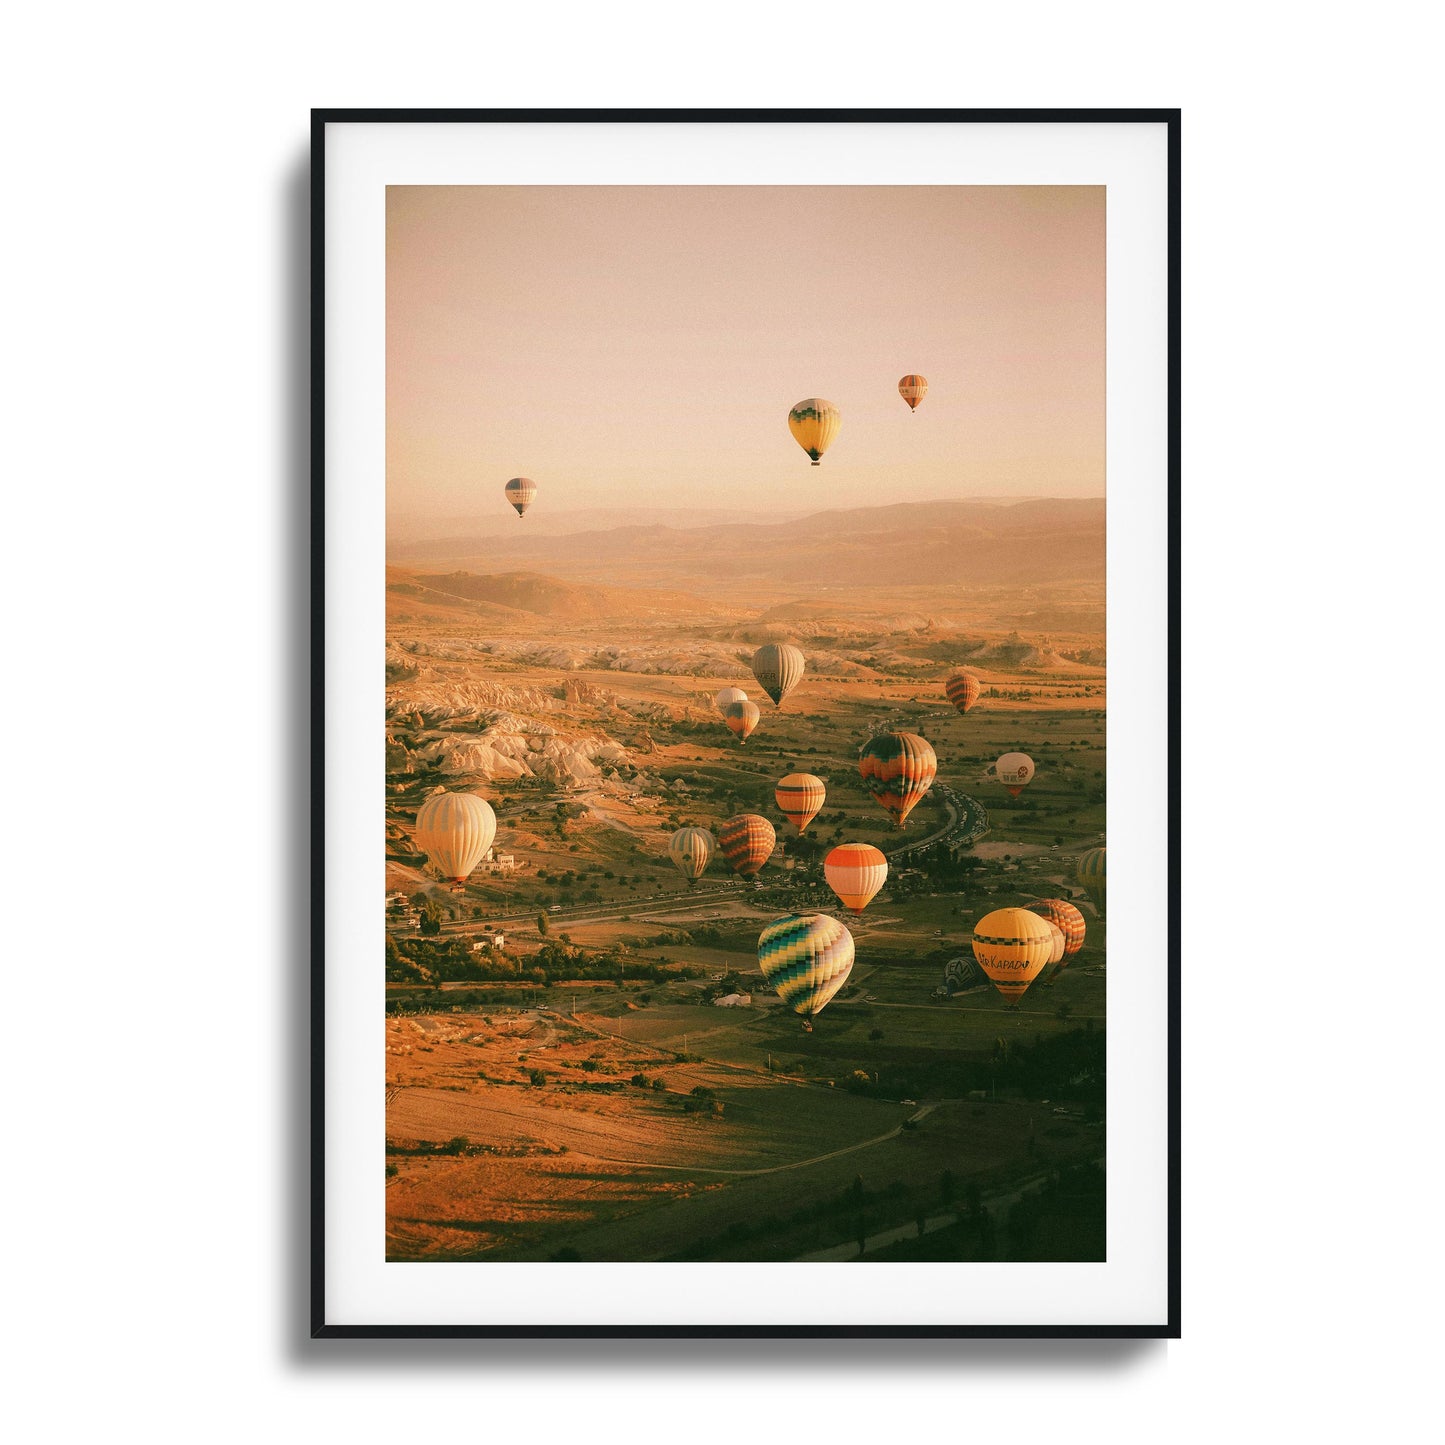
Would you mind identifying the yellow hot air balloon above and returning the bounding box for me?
[995,751,1036,798]
[898,374,928,412]
[1077,847,1106,913]
[713,686,749,714]
[668,826,715,885]
[788,398,841,466]
[503,476,537,517]
[775,773,826,833]
[413,790,497,888]
[724,699,760,743]
[971,907,1056,1003]
[751,643,806,708]
[824,843,888,914]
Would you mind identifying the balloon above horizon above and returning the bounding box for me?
[503,477,537,517]
[787,398,841,466]
[757,913,855,1022]
[751,643,806,708]
[898,374,928,412]
[413,790,497,886]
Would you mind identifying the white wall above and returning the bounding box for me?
[5,4,1437,1441]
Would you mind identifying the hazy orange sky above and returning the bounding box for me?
[387,186,1103,528]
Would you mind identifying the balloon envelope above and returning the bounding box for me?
[668,826,715,883]
[944,667,982,715]
[898,374,928,411]
[503,476,537,517]
[751,643,806,707]
[787,398,841,465]
[775,773,826,832]
[1076,847,1106,912]
[996,751,1035,797]
[713,686,749,714]
[414,791,497,884]
[1025,898,1086,958]
[724,699,760,743]
[717,814,776,878]
[971,907,1056,1002]
[824,843,888,914]
[757,913,854,1018]
[859,732,937,826]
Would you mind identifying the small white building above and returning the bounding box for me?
[471,931,506,951]
[713,992,752,1008]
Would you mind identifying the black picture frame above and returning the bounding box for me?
[311,108,1180,1340]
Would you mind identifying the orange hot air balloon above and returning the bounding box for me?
[1025,898,1086,959]
[717,814,776,879]
[944,667,982,715]
[724,699,760,743]
[995,751,1035,797]
[858,731,937,827]
[971,907,1056,1003]
[824,843,888,914]
[898,374,928,412]
[775,773,826,833]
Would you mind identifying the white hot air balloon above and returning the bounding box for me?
[413,790,497,888]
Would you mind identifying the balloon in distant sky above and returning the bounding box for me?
[413,790,496,886]
[714,686,749,714]
[717,814,776,879]
[995,752,1036,797]
[503,477,537,517]
[971,907,1056,1002]
[944,667,982,715]
[1025,899,1086,959]
[898,374,928,412]
[775,773,826,833]
[859,731,937,827]
[757,914,855,1022]
[787,398,841,465]
[824,843,889,914]
[668,826,715,884]
[723,699,760,743]
[751,643,806,708]
[1077,847,1106,913]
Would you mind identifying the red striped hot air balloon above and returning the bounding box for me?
[717,814,776,879]
[944,667,982,715]
[858,732,937,827]
[898,374,928,412]
[775,773,826,833]
[723,699,760,743]
[824,843,888,914]
[1025,898,1086,960]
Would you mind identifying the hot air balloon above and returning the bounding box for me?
[775,772,826,833]
[503,477,537,517]
[714,686,749,714]
[413,790,497,888]
[717,814,776,879]
[944,667,982,715]
[824,843,888,914]
[751,643,806,708]
[1043,921,1067,966]
[1025,899,1086,959]
[858,731,937,827]
[787,398,841,466]
[898,374,928,412]
[971,907,1056,1003]
[757,913,854,1027]
[668,826,715,885]
[723,699,761,743]
[995,751,1035,797]
[1077,847,1106,913]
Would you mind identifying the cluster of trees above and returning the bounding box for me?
[385,933,708,989]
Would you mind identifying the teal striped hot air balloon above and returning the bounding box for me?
[757,914,854,1027]
[1077,847,1106,914]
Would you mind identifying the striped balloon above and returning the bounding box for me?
[787,398,841,465]
[1043,921,1067,966]
[1076,847,1106,913]
[824,843,888,914]
[775,773,826,833]
[713,686,749,714]
[971,907,1056,1002]
[898,374,928,412]
[668,827,715,884]
[414,790,497,885]
[858,731,937,827]
[944,667,982,715]
[1025,898,1086,959]
[757,914,855,1019]
[751,643,806,708]
[724,699,760,743]
[995,751,1035,797]
[717,814,776,878]
[503,476,537,517]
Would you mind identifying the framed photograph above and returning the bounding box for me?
[313,108,1179,1338]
